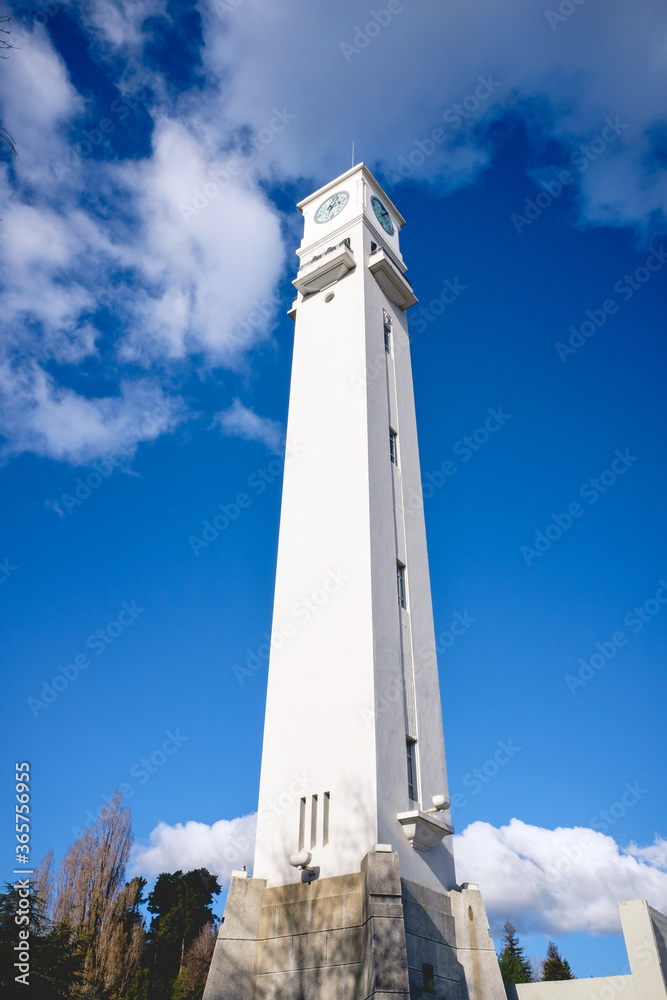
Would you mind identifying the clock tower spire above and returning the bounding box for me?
[204,164,505,1000]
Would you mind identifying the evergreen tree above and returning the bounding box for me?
[498,921,534,984]
[0,880,84,999]
[542,940,575,981]
[141,868,221,998]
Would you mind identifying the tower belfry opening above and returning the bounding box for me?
[204,164,506,1000]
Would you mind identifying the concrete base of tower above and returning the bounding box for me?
[203,848,506,1000]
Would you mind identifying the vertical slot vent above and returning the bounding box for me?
[310,794,318,849]
[298,797,306,850]
[323,791,330,845]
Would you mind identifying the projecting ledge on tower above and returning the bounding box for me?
[292,240,355,294]
[397,809,454,852]
[368,248,418,309]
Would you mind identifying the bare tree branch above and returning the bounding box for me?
[0,13,14,56]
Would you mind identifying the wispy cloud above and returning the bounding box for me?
[1,0,665,465]
[214,398,285,453]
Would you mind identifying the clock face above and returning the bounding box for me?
[314,190,349,223]
[371,195,395,235]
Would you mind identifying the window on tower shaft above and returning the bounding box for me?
[397,562,406,609]
[384,319,392,353]
[389,429,398,465]
[406,738,417,801]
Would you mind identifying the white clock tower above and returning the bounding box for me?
[204,164,505,1000]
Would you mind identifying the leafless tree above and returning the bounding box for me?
[33,847,55,924]
[53,791,145,996]
[0,15,16,161]
[174,921,218,998]
[0,13,13,56]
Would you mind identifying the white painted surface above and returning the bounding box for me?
[515,900,667,1000]
[253,165,455,891]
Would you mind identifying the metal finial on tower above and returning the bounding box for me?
[351,141,355,168]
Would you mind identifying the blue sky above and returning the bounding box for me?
[1,0,666,979]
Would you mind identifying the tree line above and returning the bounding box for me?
[0,793,220,999]
[498,920,576,983]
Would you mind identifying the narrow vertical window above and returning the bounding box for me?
[423,963,435,994]
[397,562,406,609]
[406,739,417,801]
[323,792,330,846]
[384,320,392,353]
[310,794,318,849]
[389,428,398,465]
[298,797,306,850]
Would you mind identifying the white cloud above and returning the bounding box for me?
[201,0,667,231]
[115,117,286,363]
[214,398,285,453]
[455,819,667,936]
[0,0,665,464]
[0,367,184,464]
[130,812,667,933]
[131,813,257,882]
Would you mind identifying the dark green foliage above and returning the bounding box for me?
[133,868,221,1000]
[542,940,575,980]
[498,921,534,984]
[0,882,85,999]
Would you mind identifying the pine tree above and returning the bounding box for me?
[498,921,534,984]
[542,940,575,981]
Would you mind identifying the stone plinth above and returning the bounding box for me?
[204,851,505,1000]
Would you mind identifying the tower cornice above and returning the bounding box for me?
[296,162,407,228]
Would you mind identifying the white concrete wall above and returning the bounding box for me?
[515,975,635,1000]
[514,900,667,1000]
[253,166,454,891]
